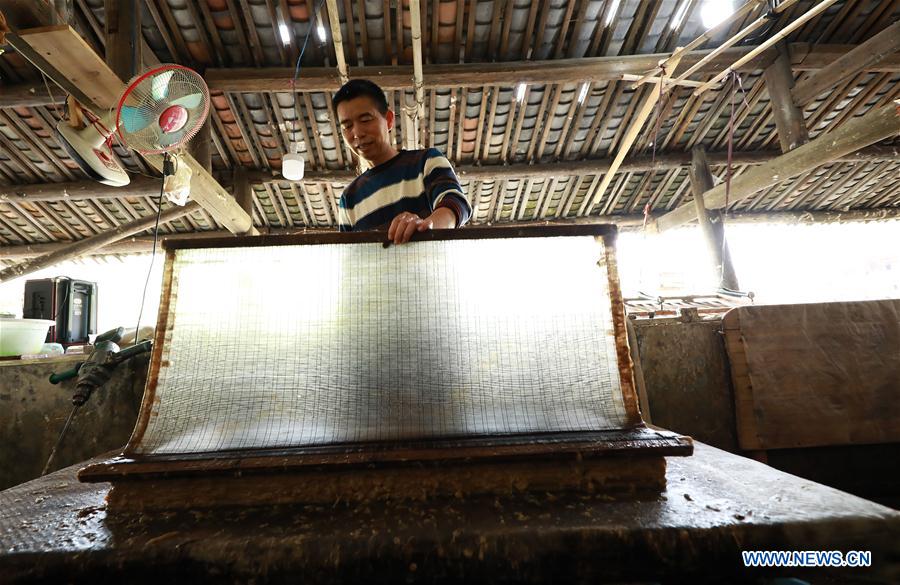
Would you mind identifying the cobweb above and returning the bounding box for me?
[132,236,629,455]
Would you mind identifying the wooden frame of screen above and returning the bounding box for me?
[80,225,690,482]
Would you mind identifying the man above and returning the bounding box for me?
[332,79,471,244]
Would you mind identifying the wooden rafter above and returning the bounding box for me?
[792,19,900,105]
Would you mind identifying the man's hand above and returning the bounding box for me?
[387,208,456,244]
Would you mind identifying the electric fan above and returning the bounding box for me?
[56,64,210,186]
[116,64,210,155]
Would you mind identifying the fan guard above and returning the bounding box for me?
[116,64,210,155]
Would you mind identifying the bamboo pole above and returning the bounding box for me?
[584,51,684,213]
[693,0,843,96]
[408,0,426,149]
[324,0,349,85]
[631,0,770,88]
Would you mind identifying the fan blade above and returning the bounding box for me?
[169,93,204,109]
[120,105,156,133]
[157,128,187,148]
[151,70,176,101]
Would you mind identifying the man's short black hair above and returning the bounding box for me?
[332,79,389,115]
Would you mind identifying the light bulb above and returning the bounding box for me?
[701,0,734,29]
[282,152,305,181]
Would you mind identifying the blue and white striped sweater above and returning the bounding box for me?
[338,149,472,231]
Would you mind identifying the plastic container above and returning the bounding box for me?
[0,318,56,357]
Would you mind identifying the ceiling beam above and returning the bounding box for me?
[7,24,256,235]
[0,202,201,282]
[0,82,65,108]
[3,146,897,203]
[656,103,900,232]
[204,44,900,93]
[7,206,900,262]
[792,20,900,106]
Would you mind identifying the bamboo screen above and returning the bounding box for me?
[128,234,633,456]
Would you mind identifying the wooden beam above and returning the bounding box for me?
[9,25,256,235]
[792,20,900,105]
[657,103,900,232]
[4,145,896,203]
[764,42,809,152]
[204,44,900,93]
[0,82,65,108]
[0,202,201,281]
[7,207,900,261]
[690,147,739,290]
[188,120,212,172]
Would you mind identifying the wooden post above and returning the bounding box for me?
[232,166,253,216]
[0,203,201,282]
[690,147,739,290]
[764,42,808,152]
[657,102,900,232]
[104,0,140,81]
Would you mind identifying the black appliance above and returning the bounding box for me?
[22,278,98,345]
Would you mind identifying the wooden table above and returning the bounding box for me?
[1,443,897,583]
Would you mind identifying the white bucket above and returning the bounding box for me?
[0,318,55,357]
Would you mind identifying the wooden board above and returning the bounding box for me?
[723,300,900,450]
[3,442,899,583]
[16,25,126,109]
[13,25,256,235]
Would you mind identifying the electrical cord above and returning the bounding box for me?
[133,152,171,344]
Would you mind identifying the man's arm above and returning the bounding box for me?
[387,149,471,244]
[387,207,456,244]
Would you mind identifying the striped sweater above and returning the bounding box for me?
[338,149,472,231]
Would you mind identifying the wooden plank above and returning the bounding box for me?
[723,301,900,450]
[10,25,256,235]
[657,102,900,231]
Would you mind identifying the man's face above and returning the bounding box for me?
[337,95,395,165]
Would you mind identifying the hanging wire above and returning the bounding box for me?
[289,0,327,151]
